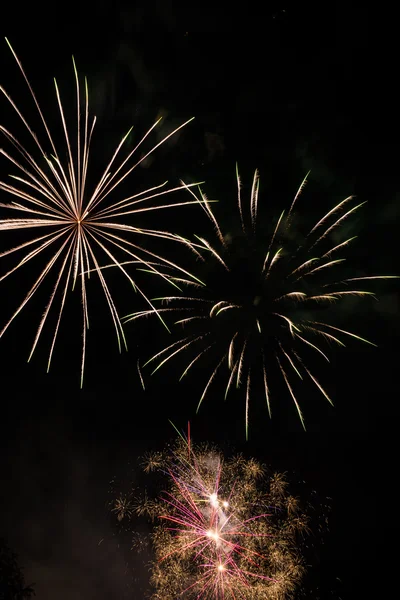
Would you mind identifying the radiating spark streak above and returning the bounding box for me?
[265,247,282,278]
[93,118,197,211]
[275,291,307,302]
[137,359,145,390]
[228,332,238,369]
[288,170,310,217]
[73,59,83,213]
[320,236,357,259]
[296,258,345,279]
[150,296,212,305]
[291,349,333,406]
[173,229,207,262]
[179,345,215,380]
[210,300,229,317]
[305,294,338,303]
[263,213,285,272]
[311,322,377,346]
[184,183,226,247]
[262,356,271,418]
[310,202,367,249]
[307,196,354,236]
[0,233,73,338]
[213,304,240,317]
[175,316,207,326]
[147,335,207,374]
[304,366,333,406]
[85,226,185,297]
[0,163,74,216]
[224,359,239,399]
[236,341,247,389]
[54,78,78,208]
[94,187,204,220]
[279,344,303,380]
[83,234,127,352]
[343,275,400,282]
[122,309,172,324]
[277,357,305,430]
[0,228,70,280]
[166,277,203,289]
[28,235,75,361]
[48,252,75,374]
[2,41,54,156]
[272,313,300,336]
[250,169,259,230]
[236,162,245,233]
[288,257,319,279]
[315,290,377,299]
[197,355,227,412]
[302,325,346,347]
[294,334,330,362]
[86,124,158,214]
[245,371,251,440]
[195,235,230,270]
[93,180,169,217]
[79,282,87,386]
[121,267,184,291]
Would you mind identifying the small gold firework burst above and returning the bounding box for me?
[141,451,164,473]
[111,494,134,522]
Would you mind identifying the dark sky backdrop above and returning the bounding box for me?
[1,4,399,600]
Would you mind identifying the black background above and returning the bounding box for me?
[1,4,399,599]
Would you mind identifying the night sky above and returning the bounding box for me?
[1,5,399,599]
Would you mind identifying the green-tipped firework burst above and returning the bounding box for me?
[126,168,398,437]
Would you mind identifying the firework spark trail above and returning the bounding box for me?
[0,39,203,384]
[115,436,308,599]
[125,169,398,436]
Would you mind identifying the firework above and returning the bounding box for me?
[111,493,135,522]
[129,435,308,599]
[125,168,397,436]
[0,39,201,384]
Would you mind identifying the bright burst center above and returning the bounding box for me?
[209,492,219,507]
[206,529,220,542]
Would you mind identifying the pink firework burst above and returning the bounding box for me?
[131,434,307,599]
